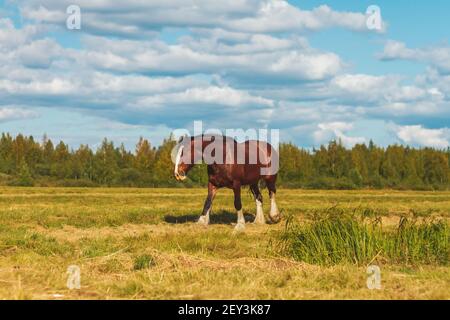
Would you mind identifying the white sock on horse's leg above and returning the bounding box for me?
[269,194,280,222]
[233,210,245,234]
[254,199,265,224]
[237,209,245,225]
[198,210,210,226]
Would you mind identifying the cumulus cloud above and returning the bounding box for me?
[330,74,431,103]
[323,73,450,125]
[181,32,309,54]
[135,86,274,109]
[16,39,63,68]
[224,3,373,33]
[396,125,450,148]
[0,16,346,130]
[19,1,378,37]
[0,76,76,95]
[0,107,39,122]
[72,34,343,81]
[416,68,450,98]
[0,2,447,149]
[314,122,366,147]
[0,18,43,50]
[379,40,450,74]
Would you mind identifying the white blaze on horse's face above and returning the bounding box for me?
[174,145,186,181]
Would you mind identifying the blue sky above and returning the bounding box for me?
[0,1,449,149]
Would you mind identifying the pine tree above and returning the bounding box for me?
[0,132,449,189]
[0,133,14,174]
[51,141,72,179]
[134,137,155,172]
[93,139,119,185]
[152,137,176,186]
[17,161,34,186]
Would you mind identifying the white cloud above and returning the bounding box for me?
[225,3,374,33]
[0,107,39,122]
[331,74,430,103]
[314,122,365,147]
[0,2,447,149]
[16,39,63,68]
[0,18,43,50]
[135,86,274,108]
[380,40,450,74]
[416,68,450,98]
[396,125,450,148]
[0,77,76,95]
[75,35,343,81]
[20,1,378,37]
[181,32,309,54]
[269,51,342,80]
[0,10,344,133]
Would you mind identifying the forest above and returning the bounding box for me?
[0,133,449,190]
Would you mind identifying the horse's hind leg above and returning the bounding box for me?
[265,177,281,223]
[250,183,265,224]
[198,181,217,226]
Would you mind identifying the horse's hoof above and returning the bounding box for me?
[197,215,209,227]
[232,222,245,235]
[253,215,266,225]
[269,214,281,224]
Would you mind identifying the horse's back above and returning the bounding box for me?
[207,138,278,187]
[238,140,278,184]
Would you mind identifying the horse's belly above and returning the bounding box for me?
[208,173,233,188]
[238,165,261,185]
[208,164,262,187]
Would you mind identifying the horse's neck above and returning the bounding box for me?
[199,138,240,164]
[191,137,221,151]
[201,139,216,150]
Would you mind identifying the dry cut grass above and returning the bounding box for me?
[0,187,449,299]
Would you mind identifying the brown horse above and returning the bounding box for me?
[174,135,280,232]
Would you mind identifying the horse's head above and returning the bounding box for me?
[173,137,196,181]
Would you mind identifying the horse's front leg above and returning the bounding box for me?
[232,181,245,234]
[198,181,217,226]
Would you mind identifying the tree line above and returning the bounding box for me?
[0,133,449,190]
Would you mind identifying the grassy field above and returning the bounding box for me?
[0,187,448,300]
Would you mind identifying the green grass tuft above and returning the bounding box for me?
[277,212,449,266]
[133,254,156,270]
